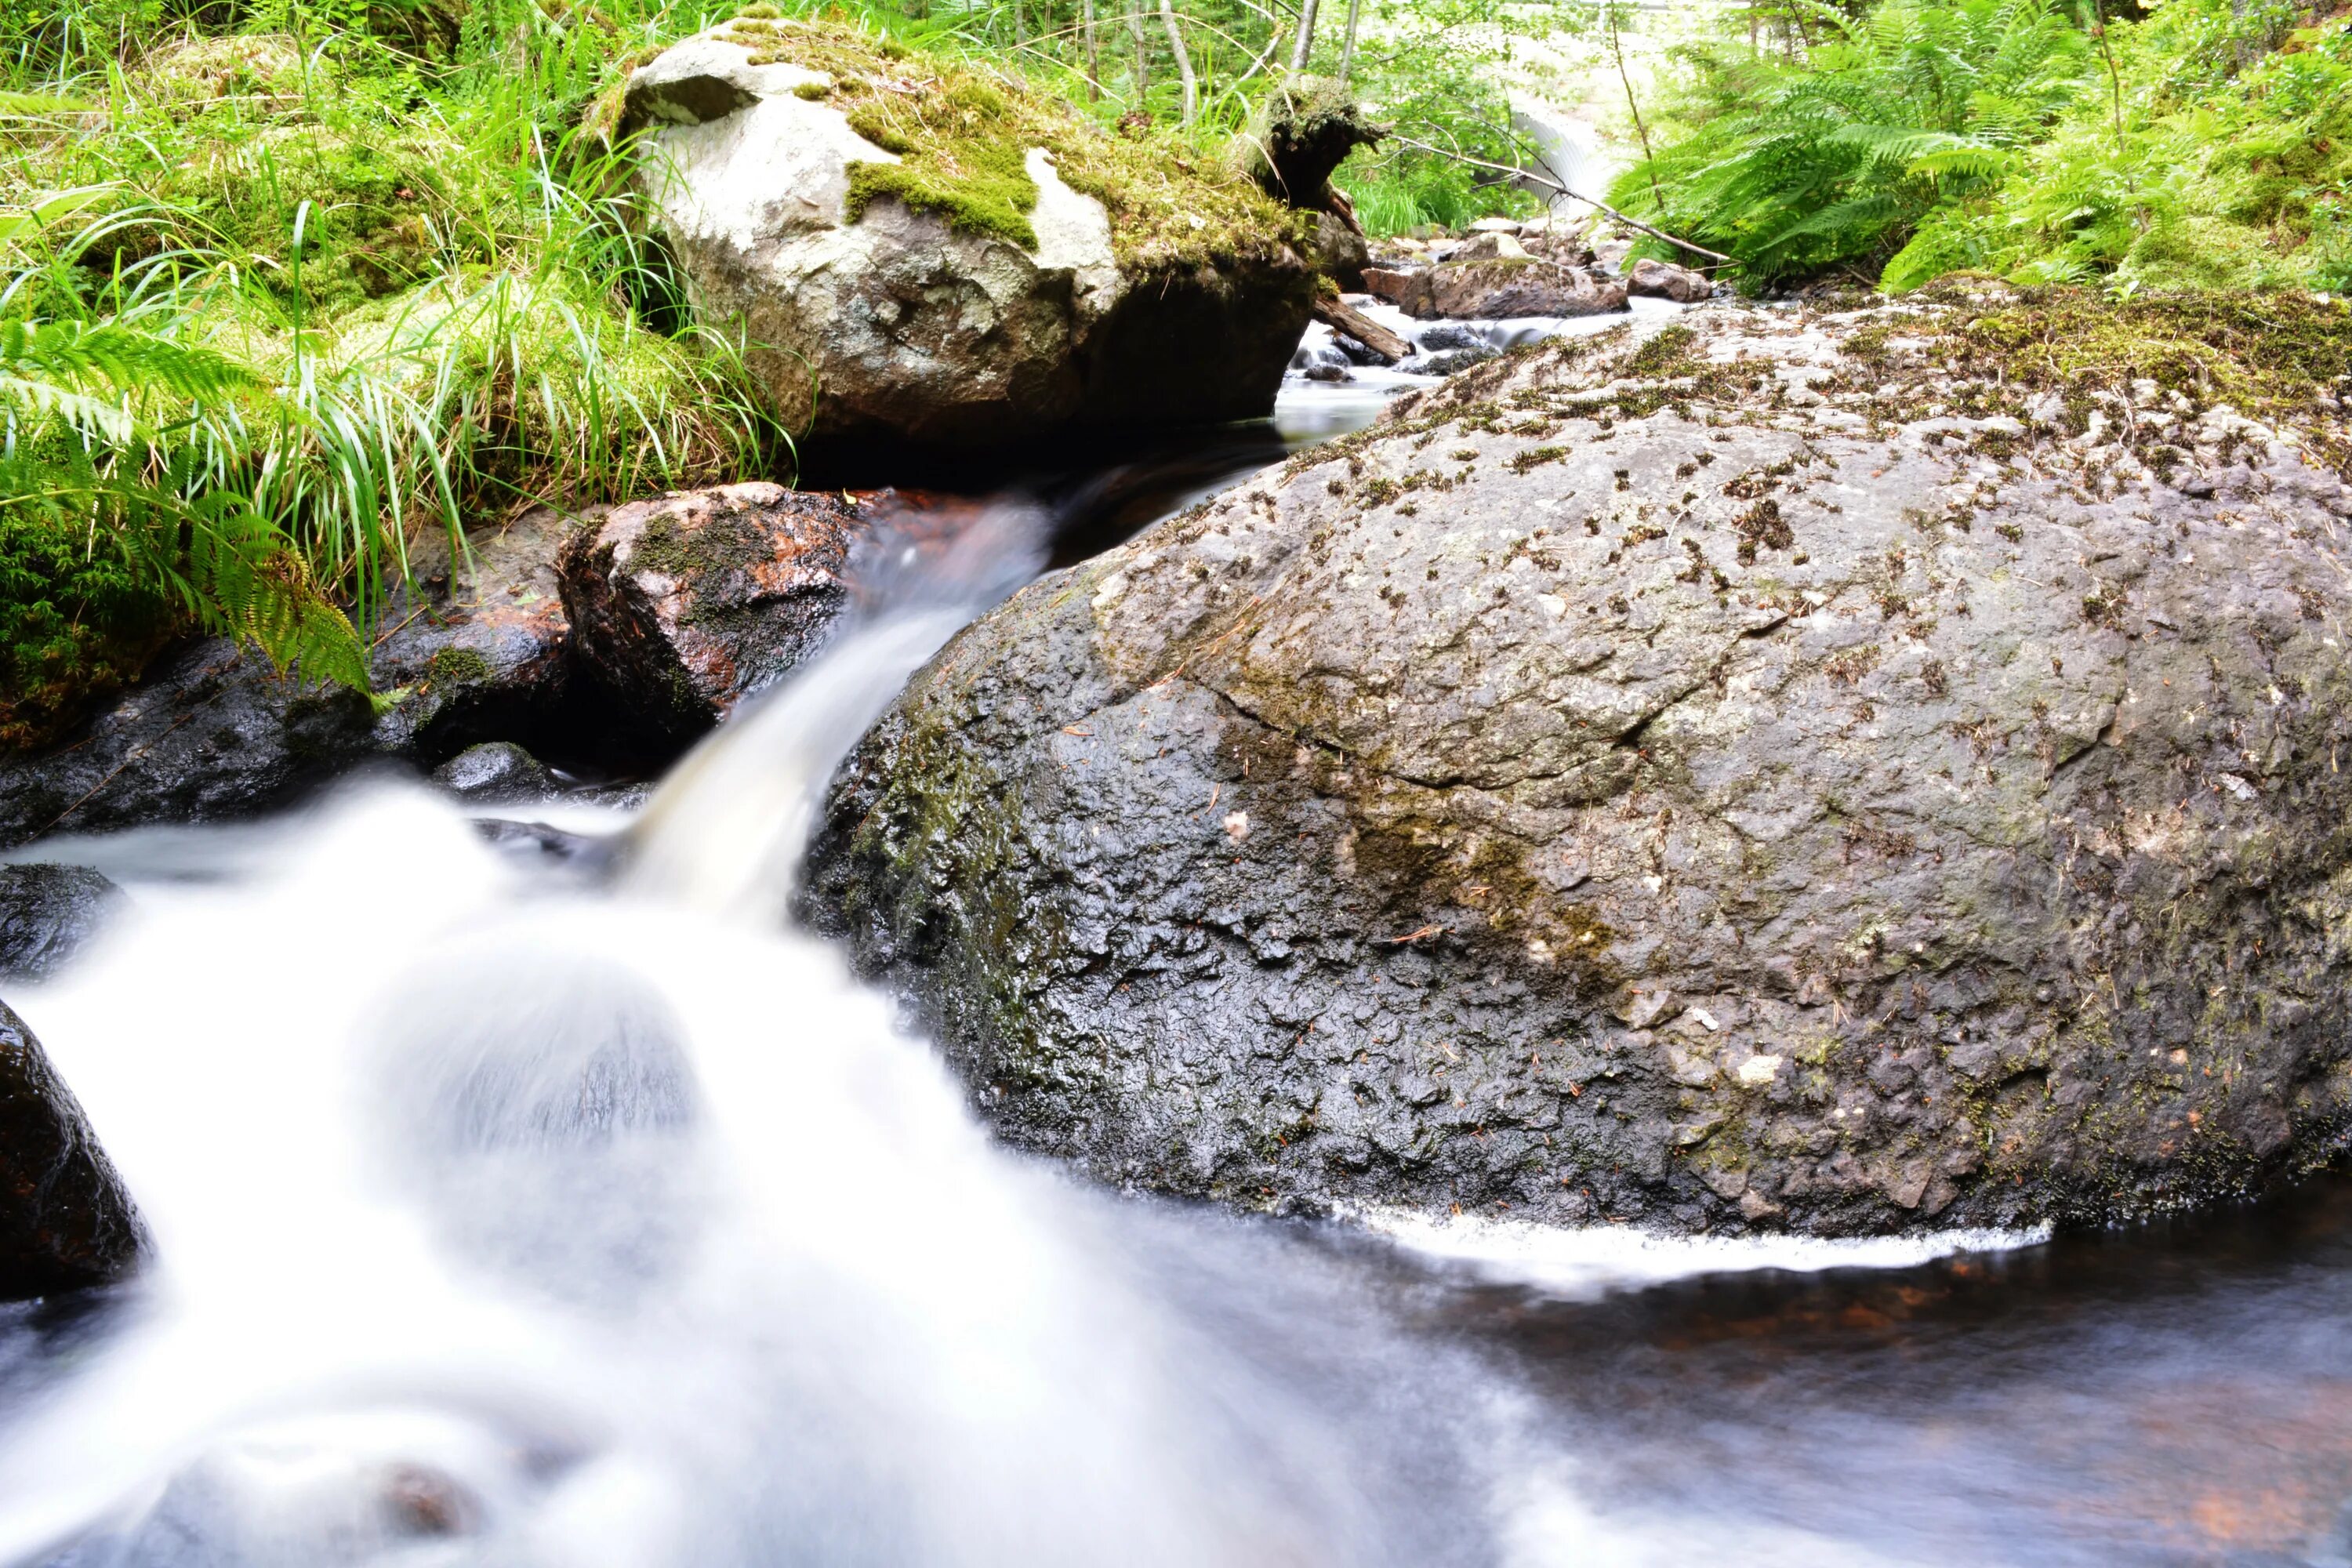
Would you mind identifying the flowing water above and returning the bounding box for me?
[2,360,2350,1568]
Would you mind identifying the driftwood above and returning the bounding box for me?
[1312,295,1410,363]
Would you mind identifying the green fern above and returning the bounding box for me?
[0,316,373,733]
[1616,0,2090,288]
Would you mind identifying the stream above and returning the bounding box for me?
[0,309,2347,1567]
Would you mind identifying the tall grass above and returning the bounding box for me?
[0,0,785,738]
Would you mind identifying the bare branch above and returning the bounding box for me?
[1381,132,1734,267]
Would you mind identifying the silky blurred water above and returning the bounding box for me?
[0,354,2345,1568]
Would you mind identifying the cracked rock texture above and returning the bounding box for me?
[810,299,2352,1236]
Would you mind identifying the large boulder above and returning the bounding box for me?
[0,998,140,1298]
[810,292,2352,1236]
[619,19,1318,453]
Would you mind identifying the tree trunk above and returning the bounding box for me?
[1131,0,1149,97]
[1287,0,1321,73]
[1338,0,1363,85]
[1160,0,1196,125]
[1083,0,1102,99]
[1013,0,1026,48]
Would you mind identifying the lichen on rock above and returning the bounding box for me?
[808,289,2352,1238]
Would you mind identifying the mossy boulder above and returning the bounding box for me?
[620,20,1319,455]
[808,292,2352,1237]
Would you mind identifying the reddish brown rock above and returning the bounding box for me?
[1397,260,1628,320]
[555,482,873,740]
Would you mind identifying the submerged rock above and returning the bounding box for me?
[810,293,2352,1236]
[0,999,140,1298]
[621,20,1317,454]
[556,481,868,742]
[433,741,556,801]
[0,865,125,984]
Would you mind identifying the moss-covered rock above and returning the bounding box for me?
[620,19,1320,455]
[808,292,2352,1238]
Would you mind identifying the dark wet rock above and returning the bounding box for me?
[1414,323,1489,353]
[556,481,872,742]
[1395,260,1628,321]
[433,742,555,800]
[1627,256,1714,303]
[0,506,601,850]
[1302,362,1355,383]
[810,300,2352,1237]
[0,999,140,1298]
[0,639,382,851]
[368,504,590,762]
[0,866,125,984]
[625,24,1316,455]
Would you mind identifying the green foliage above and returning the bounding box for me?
[1621,0,2352,297]
[0,316,368,746]
[0,0,784,746]
[1615,0,2089,289]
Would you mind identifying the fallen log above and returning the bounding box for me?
[1312,295,1412,364]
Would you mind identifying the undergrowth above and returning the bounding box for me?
[1615,0,2352,297]
[0,0,785,748]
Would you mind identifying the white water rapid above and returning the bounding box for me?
[0,473,1545,1568]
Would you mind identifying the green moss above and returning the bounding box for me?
[845,148,1038,249]
[0,511,176,753]
[425,644,492,688]
[790,80,830,101]
[713,16,1301,271]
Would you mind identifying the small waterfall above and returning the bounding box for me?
[0,460,1515,1567]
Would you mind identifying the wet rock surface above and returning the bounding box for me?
[557,482,869,742]
[1627,257,1714,303]
[0,507,593,850]
[0,866,125,985]
[811,296,2352,1236]
[0,999,140,1299]
[1392,259,1628,321]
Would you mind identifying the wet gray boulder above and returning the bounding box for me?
[0,999,140,1298]
[810,296,2352,1236]
[0,866,125,984]
[622,20,1317,453]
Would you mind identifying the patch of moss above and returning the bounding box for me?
[845,145,1038,249]
[425,644,492,688]
[710,16,1303,270]
[0,511,176,753]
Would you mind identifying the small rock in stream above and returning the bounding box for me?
[434,742,555,801]
[0,998,141,1299]
[0,865,126,983]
